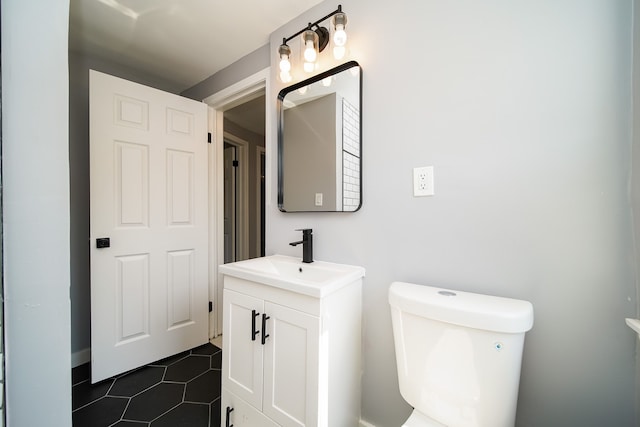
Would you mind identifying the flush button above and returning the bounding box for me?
[438,290,456,297]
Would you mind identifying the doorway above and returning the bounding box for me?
[224,97,265,262]
[203,68,269,339]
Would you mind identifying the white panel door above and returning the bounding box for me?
[263,302,320,427]
[90,70,209,383]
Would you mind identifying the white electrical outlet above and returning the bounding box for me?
[315,192,323,206]
[413,166,434,196]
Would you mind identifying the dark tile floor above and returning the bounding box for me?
[72,343,222,427]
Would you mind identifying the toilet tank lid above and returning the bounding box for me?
[389,282,534,333]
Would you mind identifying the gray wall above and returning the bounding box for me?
[2,0,72,425]
[181,45,270,100]
[268,1,637,426]
[632,0,640,415]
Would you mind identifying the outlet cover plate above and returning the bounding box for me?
[413,166,434,197]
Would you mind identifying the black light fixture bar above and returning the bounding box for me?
[281,5,344,46]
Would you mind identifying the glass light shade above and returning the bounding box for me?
[302,29,318,63]
[332,12,348,46]
[278,43,292,74]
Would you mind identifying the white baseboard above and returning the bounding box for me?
[360,419,377,427]
[72,347,91,368]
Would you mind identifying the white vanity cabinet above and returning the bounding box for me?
[220,260,363,427]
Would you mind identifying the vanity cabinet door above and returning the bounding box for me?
[263,302,320,427]
[223,289,265,410]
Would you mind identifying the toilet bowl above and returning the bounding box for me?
[389,282,533,427]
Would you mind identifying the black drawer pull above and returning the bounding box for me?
[251,309,260,341]
[225,406,234,427]
[261,313,270,345]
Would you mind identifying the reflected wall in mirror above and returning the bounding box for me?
[278,61,362,212]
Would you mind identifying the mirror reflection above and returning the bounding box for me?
[278,61,362,212]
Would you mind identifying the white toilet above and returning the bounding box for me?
[389,281,533,427]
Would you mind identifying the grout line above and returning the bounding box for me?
[147,402,183,424]
[72,395,129,413]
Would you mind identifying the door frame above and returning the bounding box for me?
[204,67,270,338]
[256,146,266,257]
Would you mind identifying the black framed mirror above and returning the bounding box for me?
[277,61,362,212]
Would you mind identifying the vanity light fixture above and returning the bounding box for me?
[278,5,348,81]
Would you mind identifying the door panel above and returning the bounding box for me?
[116,141,149,226]
[167,149,196,225]
[116,253,150,343]
[90,70,209,383]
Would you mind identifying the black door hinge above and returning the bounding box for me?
[207,132,212,143]
[209,301,213,313]
[232,160,239,167]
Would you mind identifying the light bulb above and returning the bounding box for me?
[333,46,346,60]
[304,40,317,63]
[279,56,291,73]
[333,26,347,47]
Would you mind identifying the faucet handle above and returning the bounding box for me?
[295,228,313,234]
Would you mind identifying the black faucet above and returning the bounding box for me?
[289,228,313,263]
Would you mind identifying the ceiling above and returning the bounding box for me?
[69,0,324,92]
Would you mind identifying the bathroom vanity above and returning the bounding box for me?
[219,255,364,427]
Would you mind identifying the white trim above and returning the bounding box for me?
[202,68,269,109]
[203,67,270,338]
[207,107,219,339]
[72,348,91,368]
[256,146,266,256]
[359,419,377,427]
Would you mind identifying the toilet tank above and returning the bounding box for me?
[389,282,533,427]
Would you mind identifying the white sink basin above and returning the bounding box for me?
[219,255,365,297]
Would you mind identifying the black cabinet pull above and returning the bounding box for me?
[225,406,234,427]
[261,313,270,345]
[251,309,260,341]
